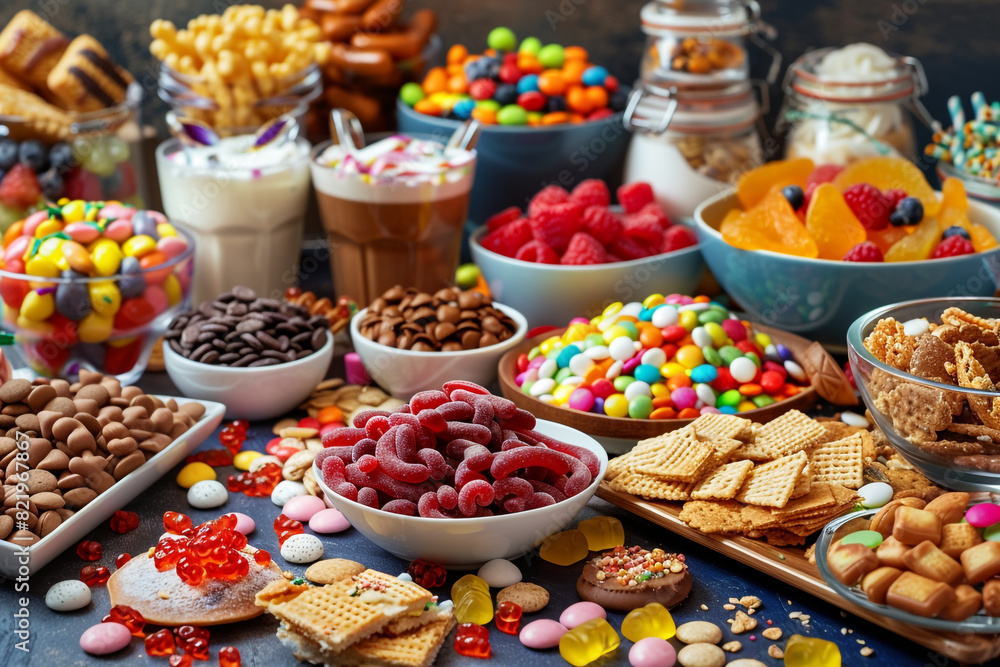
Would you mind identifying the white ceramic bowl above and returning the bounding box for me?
[163,331,334,420]
[312,418,608,568]
[350,303,528,401]
[469,225,705,329]
[0,397,224,577]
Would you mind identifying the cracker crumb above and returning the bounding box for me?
[700,604,708,611]
[729,597,740,604]
[723,603,736,610]
[762,628,782,640]
[848,629,854,634]
[789,611,802,619]
[731,610,757,634]
[740,595,762,609]
[157,591,170,599]
[841,627,848,635]
[748,607,756,615]
[282,570,295,579]
[857,639,866,645]
[722,641,742,653]
[861,647,874,657]
[768,645,785,659]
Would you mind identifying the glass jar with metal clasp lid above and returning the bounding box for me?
[778,44,937,165]
[638,0,781,89]
[623,80,767,220]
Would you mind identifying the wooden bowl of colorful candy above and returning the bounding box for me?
[693,156,1000,346]
[497,294,856,449]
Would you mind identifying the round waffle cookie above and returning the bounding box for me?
[576,545,692,612]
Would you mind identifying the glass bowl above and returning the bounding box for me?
[847,297,1000,491]
[816,508,1000,633]
[0,226,195,384]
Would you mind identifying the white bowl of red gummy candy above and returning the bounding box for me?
[312,381,608,568]
[0,200,193,383]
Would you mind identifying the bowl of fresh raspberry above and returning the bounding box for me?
[694,157,1000,348]
[470,180,704,328]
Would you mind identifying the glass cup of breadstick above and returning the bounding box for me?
[150,4,330,134]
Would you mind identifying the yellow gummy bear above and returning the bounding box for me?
[539,529,589,566]
[577,516,625,551]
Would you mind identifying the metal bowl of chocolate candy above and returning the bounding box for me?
[350,285,528,400]
[162,287,334,420]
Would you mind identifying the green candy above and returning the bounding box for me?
[488,27,518,52]
[497,104,528,125]
[840,530,883,549]
[719,345,742,365]
[399,82,425,106]
[702,346,722,366]
[613,375,635,392]
[717,389,742,407]
[477,99,501,111]
[538,44,565,68]
[521,380,535,395]
[455,263,480,289]
[519,36,542,55]
[751,394,775,408]
[628,395,653,419]
[584,333,605,348]
[698,310,725,324]
[745,351,761,367]
[554,367,573,384]
[527,347,541,360]
[984,523,1000,542]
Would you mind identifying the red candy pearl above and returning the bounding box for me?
[76,539,102,561]
[109,510,140,534]
[116,552,132,568]
[219,646,241,667]
[145,628,176,656]
[103,604,146,636]
[80,565,110,587]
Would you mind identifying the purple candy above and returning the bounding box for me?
[593,397,605,414]
[777,344,794,362]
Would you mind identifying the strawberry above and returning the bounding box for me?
[0,164,40,209]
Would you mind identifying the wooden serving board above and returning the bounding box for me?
[597,482,1000,664]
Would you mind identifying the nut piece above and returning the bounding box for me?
[723,603,736,610]
[860,647,875,657]
[675,621,723,645]
[721,640,742,652]
[730,610,757,634]
[676,643,725,667]
[761,627,782,640]
[739,595,762,609]
[768,645,785,659]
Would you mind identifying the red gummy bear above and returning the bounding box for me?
[103,604,146,636]
[76,539,103,561]
[109,510,140,534]
[254,549,272,567]
[164,511,193,534]
[80,565,110,587]
[274,514,304,546]
[186,448,234,467]
[116,553,132,568]
[145,628,176,656]
[175,625,210,654]
[454,623,491,659]
[219,425,245,454]
[186,637,210,660]
[169,655,193,667]
[495,600,522,635]
[219,646,241,667]
[407,559,447,589]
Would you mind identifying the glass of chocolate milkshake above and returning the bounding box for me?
[310,112,478,304]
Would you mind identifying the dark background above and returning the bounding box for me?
[3,0,999,154]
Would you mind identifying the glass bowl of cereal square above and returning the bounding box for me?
[847,297,1000,492]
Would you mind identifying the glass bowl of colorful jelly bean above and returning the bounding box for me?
[0,200,193,384]
[815,504,1000,632]
[498,294,816,440]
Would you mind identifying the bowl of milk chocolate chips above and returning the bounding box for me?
[163,286,334,419]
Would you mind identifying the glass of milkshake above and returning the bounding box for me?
[310,112,478,304]
[155,132,312,305]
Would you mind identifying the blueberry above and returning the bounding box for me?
[0,139,17,170]
[18,140,47,171]
[942,225,972,241]
[494,84,517,106]
[610,88,630,112]
[47,142,76,171]
[546,95,567,113]
[889,196,924,226]
[37,169,64,201]
[782,185,804,210]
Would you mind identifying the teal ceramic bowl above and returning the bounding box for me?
[397,100,630,227]
[694,189,1000,348]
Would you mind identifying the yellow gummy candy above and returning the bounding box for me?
[176,462,216,488]
[539,529,589,566]
[577,516,625,551]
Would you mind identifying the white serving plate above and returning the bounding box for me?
[0,397,225,577]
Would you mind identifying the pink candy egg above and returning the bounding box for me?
[519,619,569,649]
[559,601,606,629]
[629,637,676,667]
[64,222,102,244]
[226,512,256,534]
[671,386,697,410]
[283,495,327,522]
[103,219,134,243]
[966,503,1000,528]
[22,210,49,237]
[80,622,132,655]
[157,236,188,259]
[309,507,351,534]
[4,235,29,264]
[143,285,168,314]
[100,204,135,221]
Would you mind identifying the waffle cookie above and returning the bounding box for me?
[0,10,69,90]
[47,34,132,112]
[255,570,435,654]
[0,83,71,142]
[0,65,31,91]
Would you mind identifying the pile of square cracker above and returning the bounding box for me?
[605,411,869,546]
[255,560,453,667]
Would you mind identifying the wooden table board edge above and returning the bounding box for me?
[597,483,1000,664]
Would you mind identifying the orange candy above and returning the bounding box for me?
[723,187,819,258]
[735,157,814,209]
[564,46,588,62]
[583,365,605,384]
[651,396,674,409]
[3,220,24,249]
[471,106,497,124]
[542,112,571,125]
[538,70,568,96]
[447,74,467,93]
[970,224,1000,252]
[566,85,593,114]
[639,327,663,348]
[447,44,468,64]
[805,184,867,260]
[666,374,692,391]
[739,383,763,396]
[317,406,344,425]
[650,407,678,419]
[422,67,448,95]
[562,60,587,85]
[585,86,609,109]
[833,156,940,217]
[414,99,442,116]
[677,407,700,419]
[517,55,543,74]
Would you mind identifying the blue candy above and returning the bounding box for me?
[776,344,794,363]
[516,74,540,94]
[690,364,718,384]
[555,344,581,369]
[453,99,476,120]
[581,66,609,87]
[633,364,661,385]
[718,405,738,415]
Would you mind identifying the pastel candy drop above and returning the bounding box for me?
[64,222,102,244]
[233,450,263,471]
[163,274,183,306]
[279,533,324,563]
[187,480,228,508]
[157,222,178,238]
[966,503,1000,528]
[144,285,169,314]
[4,235,30,264]
[271,480,307,507]
[122,234,157,258]
[45,579,92,611]
[858,482,893,509]
[62,240,95,274]
[103,219,134,244]
[20,291,54,321]
[558,618,619,667]
[25,253,60,277]
[131,211,160,239]
[559,601,607,629]
[99,204,135,221]
[118,256,146,299]
[90,239,123,276]
[577,516,624,551]
[477,558,522,588]
[176,462,216,488]
[80,622,132,655]
[839,530,883,549]
[227,512,256,534]
[309,508,351,533]
[78,312,114,343]
[282,494,326,521]
[520,619,569,649]
[22,210,49,237]
[784,634,841,667]
[629,637,677,667]
[157,235,187,259]
[621,602,676,641]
